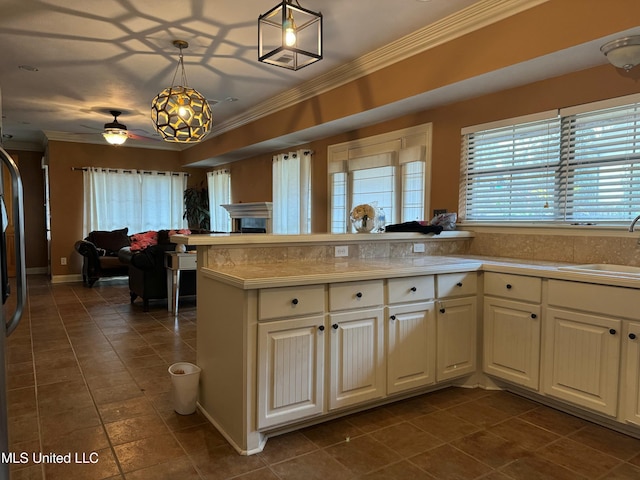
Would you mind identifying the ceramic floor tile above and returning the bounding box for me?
[408,443,494,479]
[324,434,402,475]
[536,437,622,478]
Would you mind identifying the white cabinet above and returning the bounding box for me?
[257,315,325,428]
[544,280,630,417]
[623,322,640,426]
[483,273,542,390]
[387,301,436,395]
[435,272,478,382]
[544,307,620,417]
[329,308,385,410]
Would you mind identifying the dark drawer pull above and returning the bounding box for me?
[318,325,325,331]
[410,287,417,292]
[332,324,339,330]
[456,282,463,287]
[610,329,617,335]
[531,313,537,319]
[439,308,445,314]
[291,298,299,305]
[629,333,637,340]
[390,315,396,321]
[506,284,512,289]
[356,292,363,298]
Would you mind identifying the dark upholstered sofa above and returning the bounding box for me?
[74,228,131,287]
[118,230,197,312]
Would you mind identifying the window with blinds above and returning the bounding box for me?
[460,94,640,224]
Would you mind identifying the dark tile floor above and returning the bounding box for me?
[6,275,640,479]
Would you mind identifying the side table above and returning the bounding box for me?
[164,251,197,315]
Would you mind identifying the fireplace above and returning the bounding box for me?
[221,202,273,233]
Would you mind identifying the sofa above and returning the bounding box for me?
[118,229,197,312]
[74,228,131,287]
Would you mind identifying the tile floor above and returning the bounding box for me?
[5,275,640,479]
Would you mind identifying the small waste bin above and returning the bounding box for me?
[168,362,201,415]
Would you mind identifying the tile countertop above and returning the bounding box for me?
[199,254,640,290]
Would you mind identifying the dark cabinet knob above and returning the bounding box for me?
[439,308,445,314]
[531,313,537,319]
[629,333,637,340]
[332,324,339,330]
[410,287,417,292]
[456,282,463,287]
[609,329,617,335]
[390,315,396,321]
[506,284,512,289]
[356,292,363,298]
[318,325,325,331]
[291,298,299,305]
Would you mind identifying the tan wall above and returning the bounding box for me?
[48,142,205,277]
[6,149,48,270]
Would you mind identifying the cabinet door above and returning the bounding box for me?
[329,308,385,410]
[623,322,640,426]
[436,296,477,382]
[388,302,436,394]
[257,315,325,429]
[543,307,620,417]
[483,297,540,390]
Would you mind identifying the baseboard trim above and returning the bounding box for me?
[50,274,83,284]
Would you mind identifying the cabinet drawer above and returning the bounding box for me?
[436,272,477,298]
[484,272,541,303]
[329,280,384,311]
[259,284,325,320]
[548,280,639,319]
[388,276,435,304]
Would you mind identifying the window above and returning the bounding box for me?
[207,169,231,232]
[83,168,187,235]
[272,150,311,234]
[460,94,640,224]
[329,124,431,233]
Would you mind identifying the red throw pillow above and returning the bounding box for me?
[129,231,158,251]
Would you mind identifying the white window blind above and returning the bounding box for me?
[559,102,640,222]
[460,95,640,224]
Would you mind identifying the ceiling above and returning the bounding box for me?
[0,0,632,165]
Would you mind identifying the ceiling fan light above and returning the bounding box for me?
[102,129,128,145]
[601,35,640,71]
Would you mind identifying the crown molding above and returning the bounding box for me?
[207,0,550,138]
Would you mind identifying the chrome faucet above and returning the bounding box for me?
[629,214,640,232]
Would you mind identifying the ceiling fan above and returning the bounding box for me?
[102,110,129,145]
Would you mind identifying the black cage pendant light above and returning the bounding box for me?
[151,40,212,143]
[258,0,322,71]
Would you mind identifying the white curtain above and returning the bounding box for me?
[207,169,231,232]
[272,150,311,234]
[83,168,187,236]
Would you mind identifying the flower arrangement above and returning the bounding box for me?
[350,204,377,233]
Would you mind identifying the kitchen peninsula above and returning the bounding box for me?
[174,232,640,455]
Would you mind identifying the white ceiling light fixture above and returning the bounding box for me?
[151,40,212,143]
[258,0,322,71]
[600,35,640,71]
[102,110,128,146]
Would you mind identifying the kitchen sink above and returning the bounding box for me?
[559,264,640,277]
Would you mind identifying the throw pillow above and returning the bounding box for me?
[130,231,158,251]
[158,229,191,244]
[87,228,130,255]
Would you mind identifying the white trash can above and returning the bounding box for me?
[168,362,201,415]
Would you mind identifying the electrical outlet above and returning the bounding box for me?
[334,245,349,257]
[60,257,67,265]
[413,243,425,253]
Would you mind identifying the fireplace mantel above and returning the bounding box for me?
[222,202,273,233]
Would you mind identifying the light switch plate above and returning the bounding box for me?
[413,243,425,253]
[335,245,349,257]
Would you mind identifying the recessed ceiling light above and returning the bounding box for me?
[18,65,39,72]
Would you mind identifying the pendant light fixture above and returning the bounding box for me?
[151,40,212,143]
[102,110,128,146]
[258,0,322,71]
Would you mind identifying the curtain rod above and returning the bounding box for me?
[71,167,191,176]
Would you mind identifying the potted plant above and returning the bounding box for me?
[183,182,210,230]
